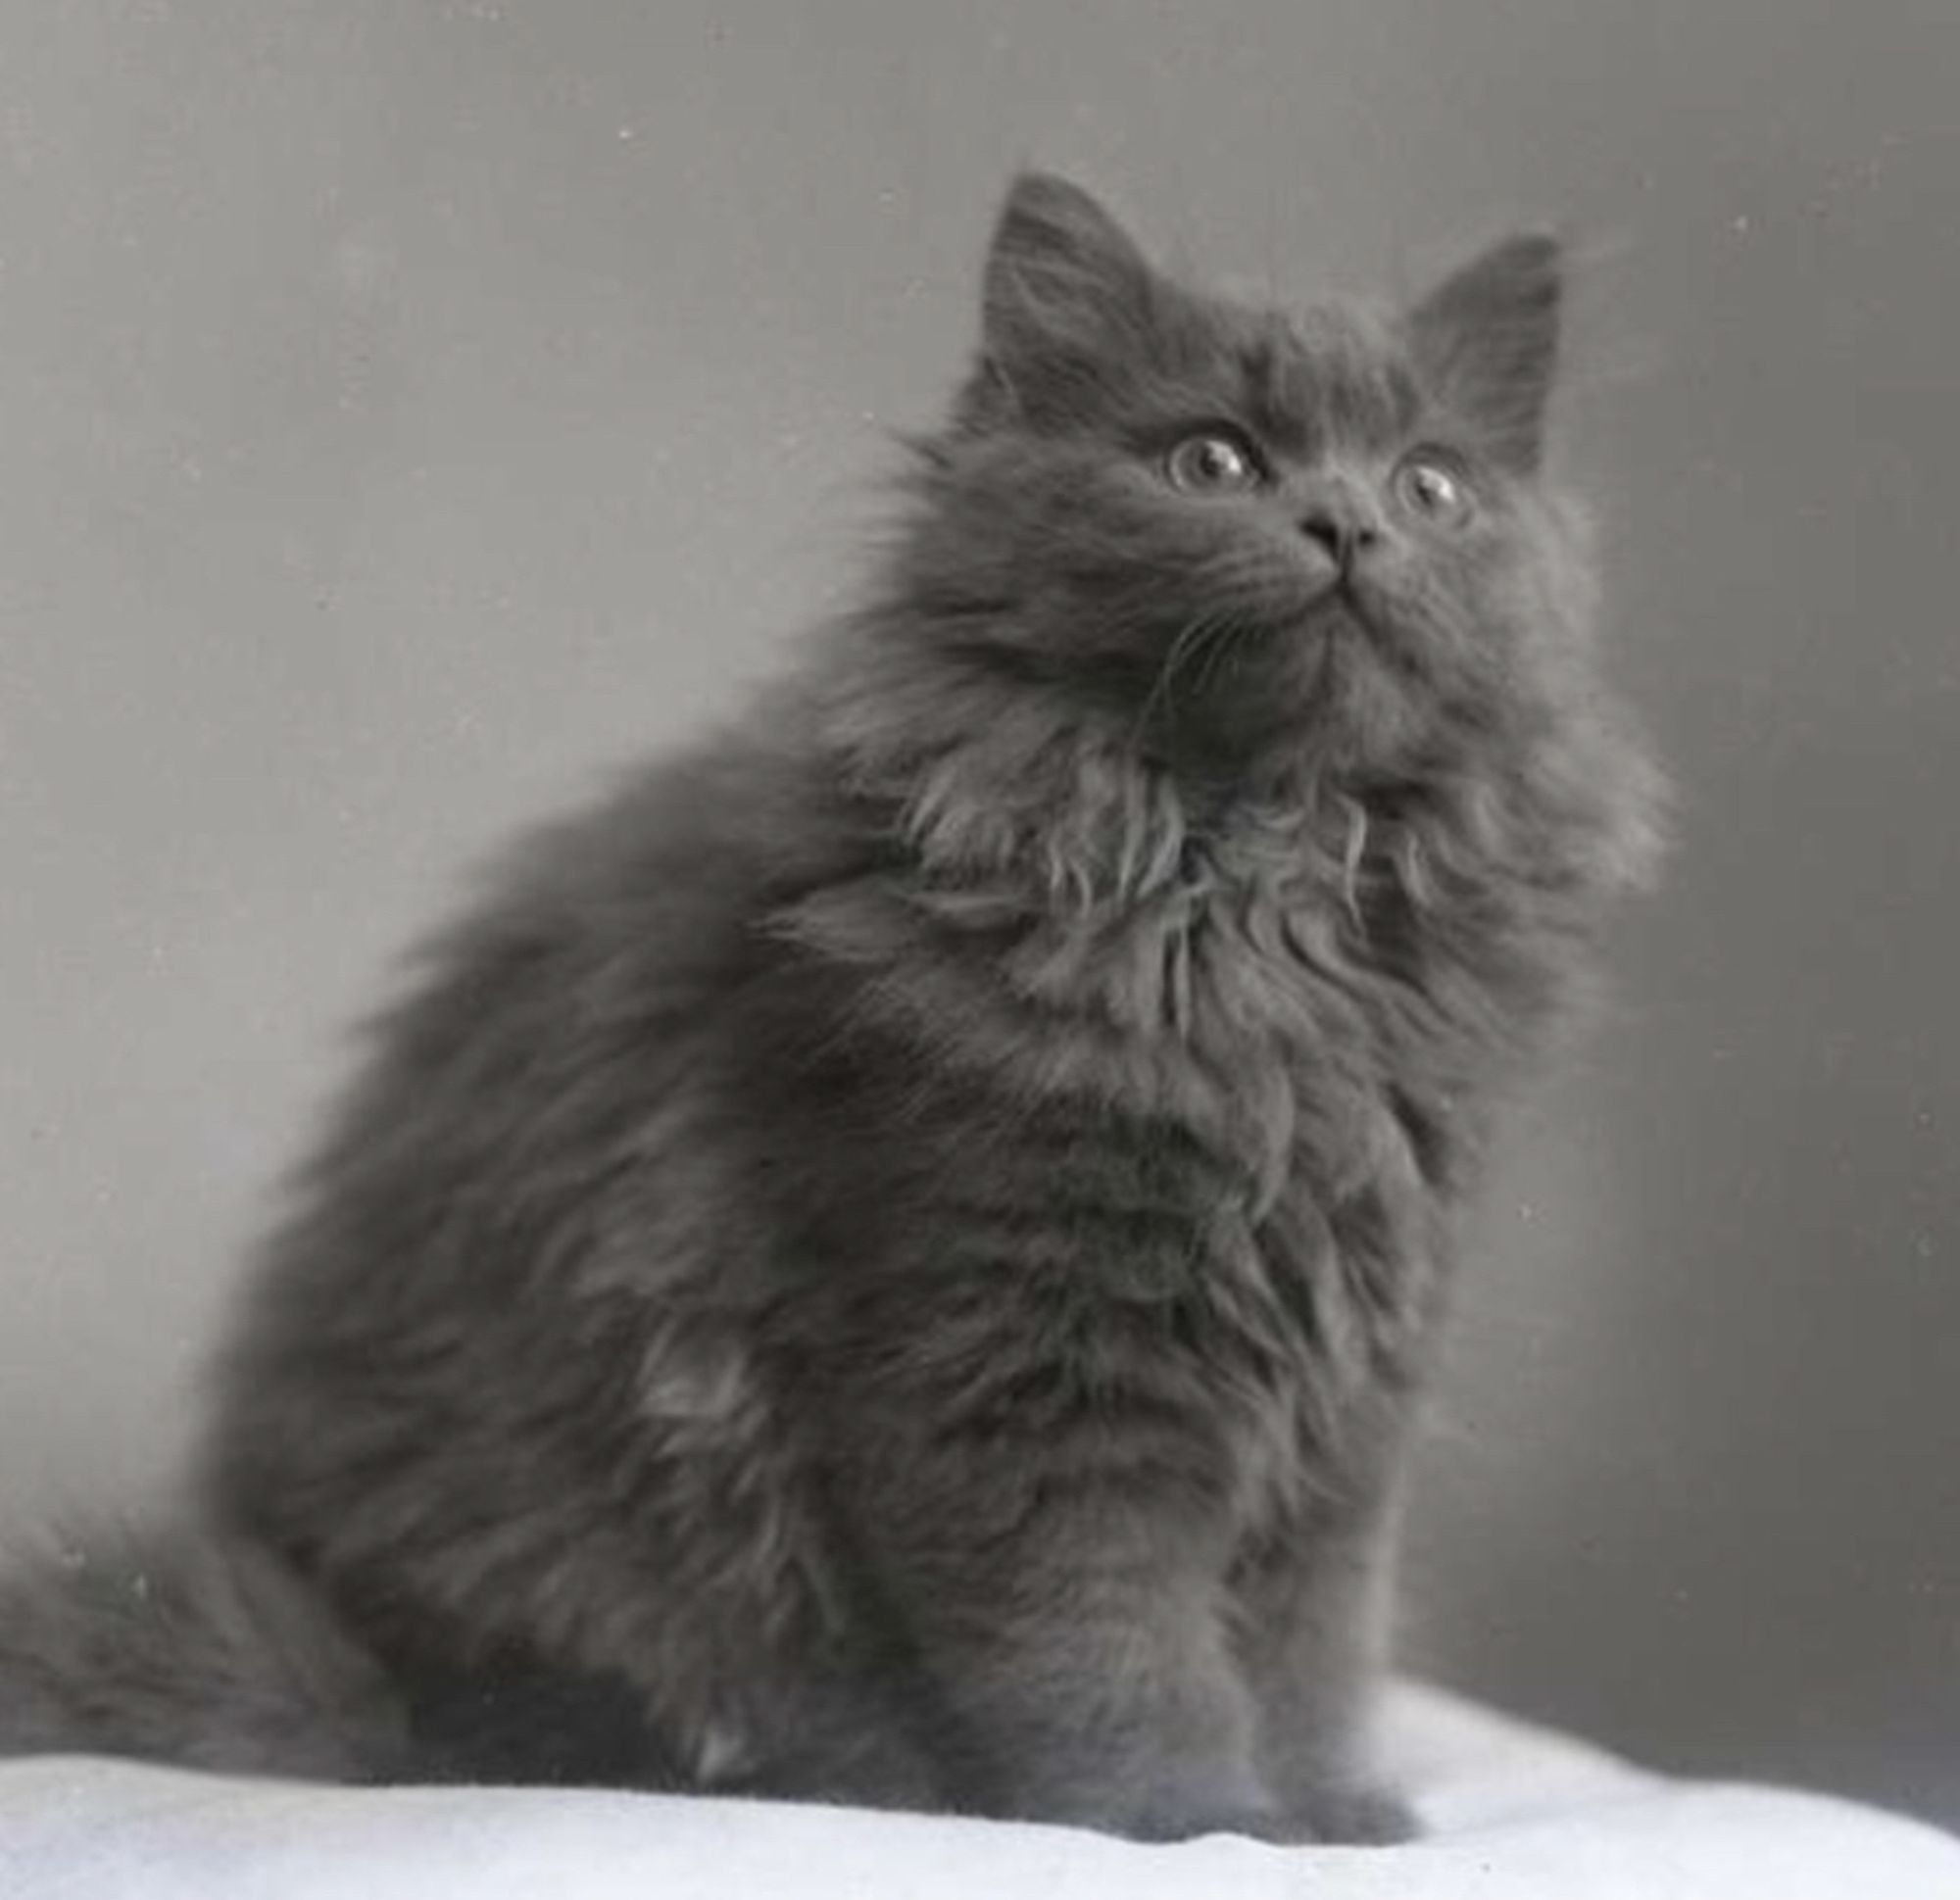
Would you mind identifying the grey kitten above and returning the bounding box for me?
[0,173,1660,1843]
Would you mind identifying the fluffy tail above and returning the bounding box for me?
[0,1522,406,1779]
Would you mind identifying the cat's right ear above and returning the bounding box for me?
[957,172,1160,429]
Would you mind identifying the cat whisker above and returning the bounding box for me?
[1129,609,1240,752]
[1188,613,1254,706]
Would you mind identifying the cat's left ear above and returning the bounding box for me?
[959,171,1162,427]
[1406,234,1562,472]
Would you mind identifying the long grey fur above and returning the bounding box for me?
[0,173,1660,1841]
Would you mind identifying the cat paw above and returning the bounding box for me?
[1124,1798,1291,1844]
[1277,1779,1420,1845]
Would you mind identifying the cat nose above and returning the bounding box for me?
[1297,505,1380,569]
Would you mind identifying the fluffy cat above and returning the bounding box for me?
[0,172,1660,1842]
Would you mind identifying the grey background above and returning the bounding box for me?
[2,0,1954,1827]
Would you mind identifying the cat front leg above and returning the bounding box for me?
[1228,1497,1417,1843]
[843,1435,1279,1840]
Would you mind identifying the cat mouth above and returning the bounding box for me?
[1304,587,1374,643]
[1303,587,1398,680]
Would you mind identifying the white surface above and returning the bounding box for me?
[1,1684,1954,1899]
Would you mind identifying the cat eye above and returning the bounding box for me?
[1162,429,1266,496]
[1393,455,1475,526]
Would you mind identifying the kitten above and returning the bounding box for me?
[0,172,1660,1842]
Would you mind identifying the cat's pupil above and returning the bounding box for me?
[1166,431,1259,494]
[1398,459,1463,516]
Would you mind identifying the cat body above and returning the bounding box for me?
[0,174,1658,1842]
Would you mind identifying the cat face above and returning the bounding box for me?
[902,174,1590,779]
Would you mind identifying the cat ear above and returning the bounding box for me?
[1406,234,1562,471]
[960,172,1161,426]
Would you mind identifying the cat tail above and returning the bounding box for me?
[0,1519,408,1779]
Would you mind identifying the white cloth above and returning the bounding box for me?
[0,1682,1953,1899]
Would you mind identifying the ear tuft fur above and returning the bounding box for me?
[1406,233,1563,470]
[960,172,1162,428]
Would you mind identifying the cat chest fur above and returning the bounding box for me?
[783,850,1453,1546]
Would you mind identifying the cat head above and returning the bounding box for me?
[889,172,1596,784]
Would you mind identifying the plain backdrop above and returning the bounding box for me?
[1,0,1953,1830]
